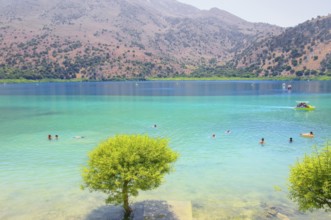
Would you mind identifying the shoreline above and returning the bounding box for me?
[1,75,331,84]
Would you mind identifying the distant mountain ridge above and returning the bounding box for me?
[230,15,331,77]
[0,0,329,80]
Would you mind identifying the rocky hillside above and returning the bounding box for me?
[0,0,283,80]
[230,15,331,77]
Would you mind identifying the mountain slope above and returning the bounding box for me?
[231,15,331,77]
[0,0,285,79]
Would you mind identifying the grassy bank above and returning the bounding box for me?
[0,78,88,84]
[1,75,331,84]
[147,75,331,81]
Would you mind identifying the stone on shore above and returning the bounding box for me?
[86,200,192,220]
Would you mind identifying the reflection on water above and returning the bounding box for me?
[1,80,331,96]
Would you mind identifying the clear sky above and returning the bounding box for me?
[177,0,331,27]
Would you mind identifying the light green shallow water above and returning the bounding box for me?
[1,81,331,219]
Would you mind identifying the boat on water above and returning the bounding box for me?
[295,101,315,110]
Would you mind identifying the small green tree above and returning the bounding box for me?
[81,134,178,219]
[289,143,331,212]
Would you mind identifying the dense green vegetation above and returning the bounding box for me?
[81,134,178,219]
[289,143,331,212]
[189,66,257,78]
[148,65,331,81]
[148,75,331,81]
[1,72,331,83]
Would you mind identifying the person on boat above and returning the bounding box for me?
[297,102,309,108]
[260,138,265,145]
[297,102,305,108]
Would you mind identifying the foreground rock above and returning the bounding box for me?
[86,200,192,220]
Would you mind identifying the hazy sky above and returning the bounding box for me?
[177,0,331,27]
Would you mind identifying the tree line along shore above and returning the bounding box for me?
[1,75,331,84]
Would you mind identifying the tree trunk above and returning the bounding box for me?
[122,181,131,220]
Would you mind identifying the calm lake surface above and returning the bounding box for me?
[1,80,331,220]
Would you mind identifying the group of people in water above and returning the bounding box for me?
[212,130,231,138]
[48,134,87,140]
[259,131,314,145]
[48,134,58,140]
[212,130,314,145]
[49,124,314,144]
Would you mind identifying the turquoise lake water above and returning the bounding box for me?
[1,81,331,219]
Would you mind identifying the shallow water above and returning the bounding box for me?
[1,80,331,219]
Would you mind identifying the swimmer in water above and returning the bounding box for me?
[260,138,265,145]
[300,131,314,138]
